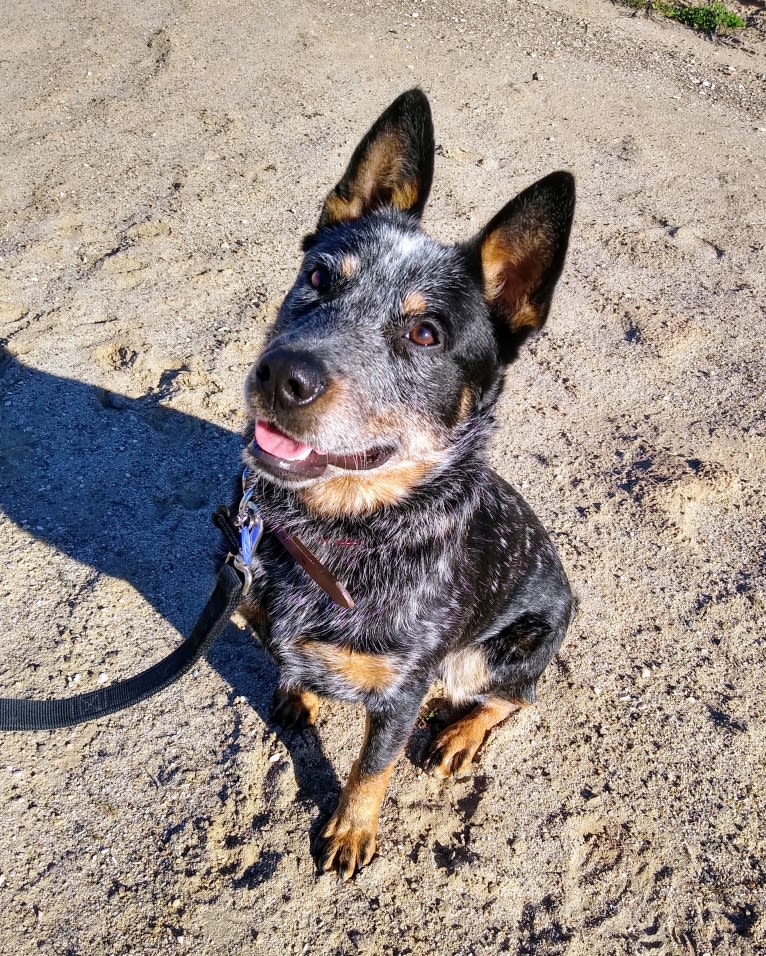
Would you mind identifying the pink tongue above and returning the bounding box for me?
[255,420,314,461]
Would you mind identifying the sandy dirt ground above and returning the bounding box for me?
[1,0,765,953]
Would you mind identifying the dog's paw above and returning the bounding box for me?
[426,699,520,780]
[271,686,319,730]
[426,718,485,780]
[315,812,377,881]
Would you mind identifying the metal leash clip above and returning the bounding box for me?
[232,468,264,594]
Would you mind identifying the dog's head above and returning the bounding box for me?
[244,89,575,518]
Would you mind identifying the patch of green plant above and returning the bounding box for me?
[665,1,744,31]
[624,0,745,33]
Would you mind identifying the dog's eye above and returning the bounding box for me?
[406,322,440,348]
[309,266,331,292]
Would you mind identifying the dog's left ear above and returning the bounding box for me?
[471,171,575,356]
[316,88,435,229]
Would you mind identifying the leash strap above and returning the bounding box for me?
[0,563,245,731]
[0,475,352,731]
[0,497,258,733]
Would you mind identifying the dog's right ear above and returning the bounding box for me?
[469,171,575,361]
[315,89,435,231]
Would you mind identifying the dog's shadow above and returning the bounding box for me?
[0,343,339,811]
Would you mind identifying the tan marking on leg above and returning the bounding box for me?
[272,685,320,729]
[301,641,397,693]
[239,600,268,633]
[440,646,491,706]
[429,696,522,780]
[318,718,398,879]
[402,290,427,316]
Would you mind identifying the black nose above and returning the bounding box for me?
[253,348,327,410]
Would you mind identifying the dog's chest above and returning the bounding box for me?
[254,531,454,701]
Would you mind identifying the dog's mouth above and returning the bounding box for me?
[249,419,395,480]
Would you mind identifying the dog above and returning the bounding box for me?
[223,89,576,880]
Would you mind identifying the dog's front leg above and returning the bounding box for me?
[316,703,420,880]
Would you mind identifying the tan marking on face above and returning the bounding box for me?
[307,377,348,421]
[252,377,348,437]
[481,226,554,332]
[294,401,444,517]
[299,458,436,518]
[299,406,444,517]
[402,290,427,316]
[456,385,474,423]
[301,641,397,692]
[440,646,491,705]
[339,253,359,278]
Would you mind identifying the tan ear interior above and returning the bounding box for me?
[480,220,556,333]
[320,130,421,226]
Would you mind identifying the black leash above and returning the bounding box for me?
[0,563,244,731]
[0,495,263,731]
[0,468,355,732]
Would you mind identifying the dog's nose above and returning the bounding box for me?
[253,348,327,410]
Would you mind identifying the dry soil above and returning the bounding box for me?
[1,1,765,954]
